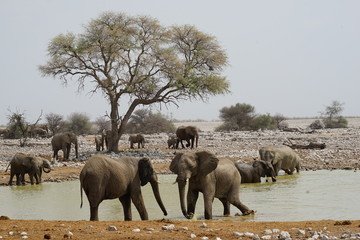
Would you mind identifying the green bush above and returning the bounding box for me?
[126,109,176,134]
[66,113,93,135]
[216,103,278,131]
[323,116,348,128]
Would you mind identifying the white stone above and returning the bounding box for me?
[181,227,189,231]
[200,222,207,228]
[200,237,209,240]
[162,224,175,230]
[272,229,280,233]
[190,233,197,238]
[261,235,272,240]
[215,237,222,240]
[244,232,255,237]
[233,232,244,236]
[279,231,291,240]
[21,236,28,239]
[263,229,273,235]
[132,229,141,233]
[108,226,117,231]
[298,230,306,235]
[20,232,27,236]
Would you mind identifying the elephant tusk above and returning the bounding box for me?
[156,180,161,184]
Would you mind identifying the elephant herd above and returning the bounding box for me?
[80,145,301,221]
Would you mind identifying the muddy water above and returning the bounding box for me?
[0,170,359,221]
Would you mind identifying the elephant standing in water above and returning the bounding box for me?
[170,151,254,220]
[259,145,301,176]
[80,154,167,221]
[235,160,276,183]
[51,132,79,162]
[175,126,199,149]
[128,134,145,149]
[5,153,51,185]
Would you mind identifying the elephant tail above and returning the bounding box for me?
[4,162,10,172]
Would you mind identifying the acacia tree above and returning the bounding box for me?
[39,12,229,151]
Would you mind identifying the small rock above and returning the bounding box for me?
[21,236,28,239]
[162,224,175,230]
[263,229,273,235]
[190,233,196,238]
[108,226,117,231]
[132,229,141,233]
[279,231,291,240]
[261,235,271,240]
[233,232,243,236]
[85,225,93,229]
[181,227,189,231]
[272,229,280,233]
[44,234,51,239]
[244,232,254,237]
[215,237,222,240]
[145,228,154,231]
[298,229,306,235]
[200,237,209,240]
[8,232,14,236]
[200,222,207,228]
[21,232,27,236]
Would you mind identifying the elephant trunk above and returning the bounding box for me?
[43,167,51,173]
[150,177,168,216]
[177,179,191,219]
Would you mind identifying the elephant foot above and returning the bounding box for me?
[186,213,194,219]
[236,210,255,216]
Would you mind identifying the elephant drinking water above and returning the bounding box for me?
[169,151,254,219]
[235,160,276,183]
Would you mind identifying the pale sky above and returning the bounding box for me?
[1,0,359,125]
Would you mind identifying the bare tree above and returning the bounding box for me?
[45,113,64,135]
[39,12,229,151]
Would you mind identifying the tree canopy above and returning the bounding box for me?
[39,12,230,151]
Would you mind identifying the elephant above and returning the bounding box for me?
[51,132,79,162]
[169,151,254,220]
[95,135,104,151]
[175,126,199,149]
[128,134,145,149]
[5,153,51,185]
[259,145,301,176]
[167,135,177,149]
[80,154,167,221]
[235,160,276,183]
[103,129,112,151]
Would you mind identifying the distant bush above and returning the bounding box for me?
[216,103,278,131]
[309,120,325,129]
[66,112,93,135]
[126,109,176,134]
[94,116,111,134]
[250,114,277,130]
[320,101,348,129]
[45,113,65,135]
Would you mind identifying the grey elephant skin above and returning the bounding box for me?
[175,126,199,149]
[235,160,276,183]
[51,132,79,161]
[5,153,51,185]
[128,134,145,149]
[259,145,301,176]
[95,135,104,151]
[170,151,254,220]
[167,135,177,149]
[80,154,167,221]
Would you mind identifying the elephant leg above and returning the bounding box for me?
[119,194,132,221]
[219,198,230,216]
[131,192,148,220]
[66,145,71,159]
[190,137,194,149]
[187,189,199,216]
[90,204,100,221]
[138,142,140,148]
[21,173,26,185]
[29,173,35,185]
[203,195,214,220]
[9,171,15,185]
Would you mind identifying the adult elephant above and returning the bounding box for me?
[235,160,276,183]
[5,153,51,185]
[169,151,254,220]
[80,154,167,221]
[51,132,79,162]
[128,134,145,149]
[259,145,301,176]
[175,126,199,149]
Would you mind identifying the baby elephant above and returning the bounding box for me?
[235,160,276,183]
[128,134,145,149]
[167,135,177,149]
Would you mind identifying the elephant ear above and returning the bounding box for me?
[195,151,219,176]
[252,160,261,168]
[169,153,182,174]
[138,158,153,186]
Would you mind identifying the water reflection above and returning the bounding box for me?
[0,170,359,221]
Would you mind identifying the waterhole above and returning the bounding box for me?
[0,170,359,221]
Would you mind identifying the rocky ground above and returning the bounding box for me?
[0,119,360,239]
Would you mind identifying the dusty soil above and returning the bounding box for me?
[1,119,360,239]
